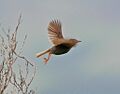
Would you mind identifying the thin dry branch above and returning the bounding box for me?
[0,15,36,94]
[13,51,34,66]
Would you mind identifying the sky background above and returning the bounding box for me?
[0,0,120,94]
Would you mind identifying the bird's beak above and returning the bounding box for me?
[78,40,82,42]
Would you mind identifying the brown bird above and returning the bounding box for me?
[36,20,81,64]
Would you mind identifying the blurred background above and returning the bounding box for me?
[0,0,120,94]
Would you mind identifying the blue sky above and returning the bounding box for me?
[0,0,120,94]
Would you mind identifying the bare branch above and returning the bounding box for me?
[0,15,36,94]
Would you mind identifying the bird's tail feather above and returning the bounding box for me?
[36,49,51,58]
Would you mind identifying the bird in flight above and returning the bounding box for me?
[36,20,81,64]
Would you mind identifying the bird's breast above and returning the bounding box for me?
[50,44,71,55]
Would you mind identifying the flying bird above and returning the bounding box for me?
[36,20,81,64]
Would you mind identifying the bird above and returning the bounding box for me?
[36,20,81,64]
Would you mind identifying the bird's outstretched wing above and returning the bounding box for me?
[48,20,64,45]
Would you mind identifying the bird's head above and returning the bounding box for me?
[68,39,81,47]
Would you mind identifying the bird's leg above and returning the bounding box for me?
[43,52,51,64]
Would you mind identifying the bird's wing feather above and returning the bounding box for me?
[48,20,64,45]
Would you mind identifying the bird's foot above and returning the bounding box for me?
[43,58,49,64]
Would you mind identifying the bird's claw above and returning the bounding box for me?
[43,58,48,64]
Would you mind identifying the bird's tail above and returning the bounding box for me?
[36,48,51,58]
